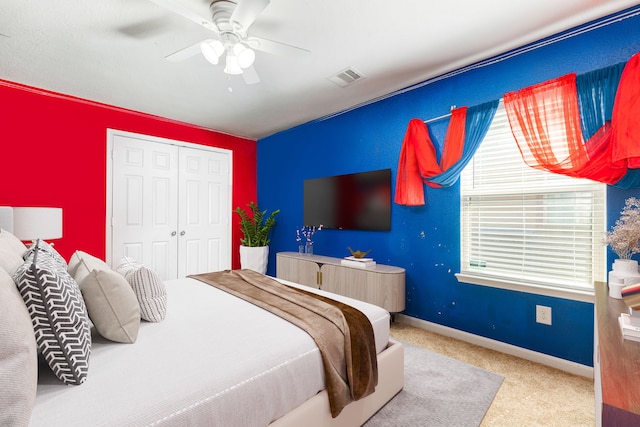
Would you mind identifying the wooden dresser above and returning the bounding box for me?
[594,281,640,426]
[275,252,405,313]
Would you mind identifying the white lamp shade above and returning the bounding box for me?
[200,39,225,65]
[0,206,13,232]
[12,207,63,241]
[233,43,255,69]
[224,53,243,75]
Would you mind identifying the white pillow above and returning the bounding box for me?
[117,257,168,322]
[0,228,27,253]
[115,256,142,276]
[0,229,27,275]
[0,267,38,426]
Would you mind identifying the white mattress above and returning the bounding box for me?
[30,275,390,427]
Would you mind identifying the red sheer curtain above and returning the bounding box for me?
[504,74,590,173]
[504,74,628,184]
[612,52,640,168]
[394,107,467,206]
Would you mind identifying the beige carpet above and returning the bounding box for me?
[390,322,595,426]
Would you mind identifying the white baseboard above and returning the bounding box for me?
[395,314,594,378]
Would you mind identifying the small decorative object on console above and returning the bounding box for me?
[297,225,322,255]
[343,248,376,268]
[341,256,376,269]
[347,247,371,259]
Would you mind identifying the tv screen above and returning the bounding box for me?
[303,169,392,231]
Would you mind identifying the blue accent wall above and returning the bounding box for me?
[258,7,640,366]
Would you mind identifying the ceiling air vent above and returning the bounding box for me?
[328,67,364,87]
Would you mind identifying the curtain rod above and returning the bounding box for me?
[424,105,456,124]
[423,99,505,124]
[424,112,451,124]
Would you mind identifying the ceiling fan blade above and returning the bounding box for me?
[231,0,270,31]
[165,40,207,62]
[149,0,218,32]
[246,36,310,57]
[242,66,260,85]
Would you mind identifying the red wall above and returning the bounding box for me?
[0,80,257,269]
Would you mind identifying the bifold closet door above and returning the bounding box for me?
[177,146,231,277]
[110,133,232,280]
[111,135,180,280]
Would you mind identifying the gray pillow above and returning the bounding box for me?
[78,266,140,343]
[13,246,91,385]
[68,250,111,283]
[0,267,38,426]
[117,257,167,323]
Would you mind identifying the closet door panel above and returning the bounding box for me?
[111,135,179,280]
[178,146,231,277]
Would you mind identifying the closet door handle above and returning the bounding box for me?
[171,231,177,236]
[180,231,186,236]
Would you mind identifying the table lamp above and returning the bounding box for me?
[12,207,63,243]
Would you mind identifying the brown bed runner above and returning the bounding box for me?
[188,269,378,418]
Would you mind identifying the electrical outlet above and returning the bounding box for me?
[536,305,552,325]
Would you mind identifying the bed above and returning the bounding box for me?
[0,221,403,427]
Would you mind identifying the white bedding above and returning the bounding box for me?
[30,275,390,427]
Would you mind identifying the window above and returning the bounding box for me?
[458,101,606,296]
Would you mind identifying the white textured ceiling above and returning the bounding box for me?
[0,0,637,139]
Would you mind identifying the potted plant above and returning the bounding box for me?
[234,202,280,274]
[605,197,640,298]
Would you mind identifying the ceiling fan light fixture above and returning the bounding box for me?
[224,53,243,75]
[233,43,255,69]
[200,39,225,65]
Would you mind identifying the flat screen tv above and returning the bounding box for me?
[303,168,391,231]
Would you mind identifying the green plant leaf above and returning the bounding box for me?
[234,202,280,247]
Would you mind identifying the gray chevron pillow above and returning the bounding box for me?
[14,246,91,385]
[23,239,67,269]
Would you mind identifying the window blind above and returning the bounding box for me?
[460,101,606,291]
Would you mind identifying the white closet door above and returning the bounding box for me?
[111,135,179,280]
[178,146,231,277]
[109,130,232,281]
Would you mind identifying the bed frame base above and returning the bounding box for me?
[270,339,404,427]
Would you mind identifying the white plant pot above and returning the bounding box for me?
[609,259,640,299]
[613,259,640,274]
[239,245,269,274]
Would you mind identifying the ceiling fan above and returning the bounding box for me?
[150,0,310,84]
